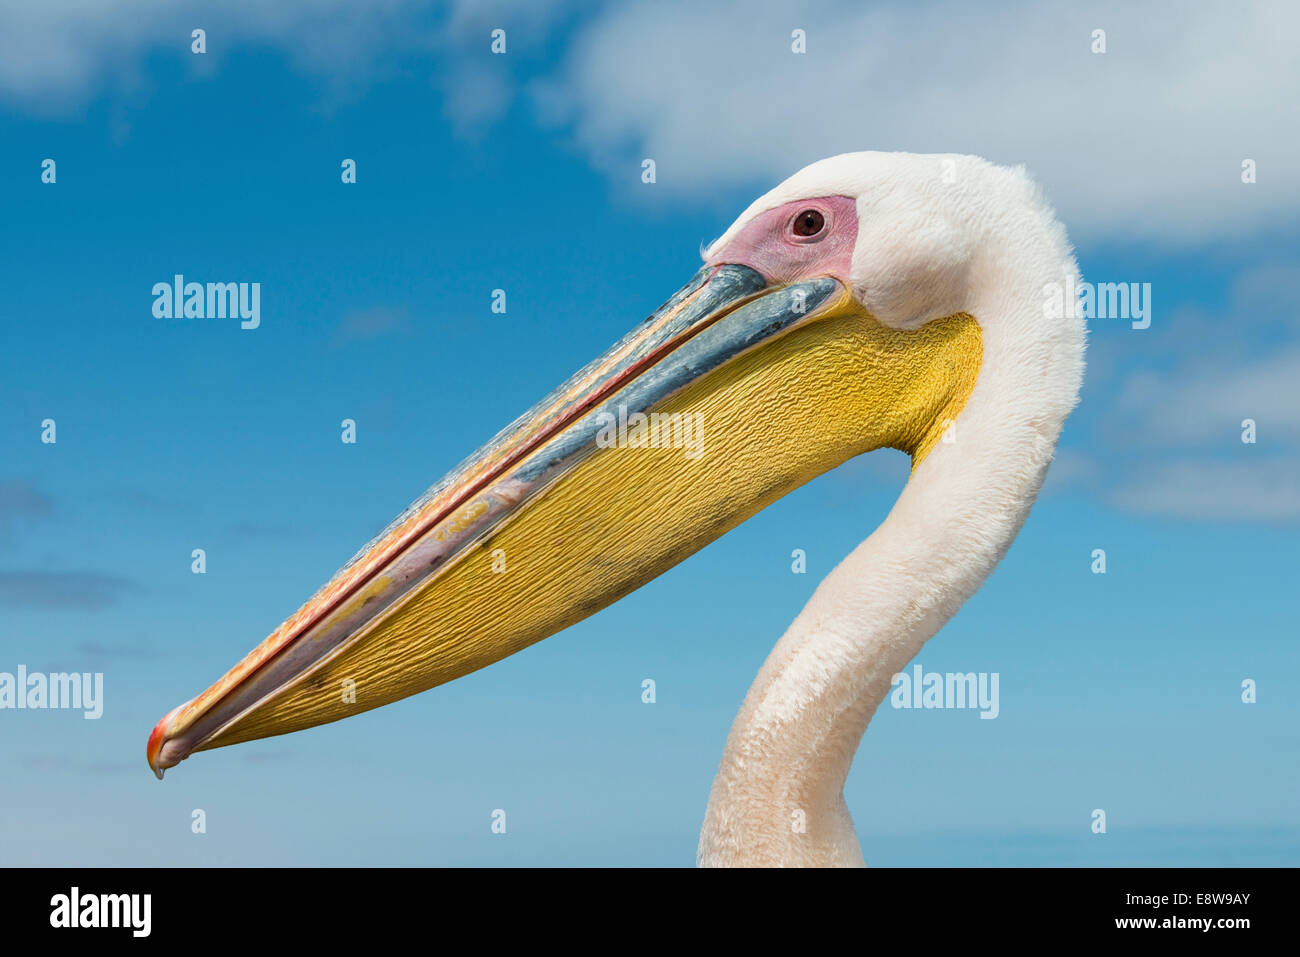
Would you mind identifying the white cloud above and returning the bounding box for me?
[332,306,412,346]
[537,0,1299,243]
[0,1,582,139]
[5,2,1295,245]
[1040,448,1100,497]
[1110,458,1300,521]
[0,1,432,108]
[1112,348,1300,447]
[1090,257,1300,519]
[438,59,513,134]
[1096,257,1300,452]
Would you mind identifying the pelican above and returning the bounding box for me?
[148,152,1085,867]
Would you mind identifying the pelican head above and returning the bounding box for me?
[148,152,1084,866]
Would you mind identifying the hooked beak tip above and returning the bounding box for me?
[147,704,187,780]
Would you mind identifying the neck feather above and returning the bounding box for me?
[697,219,1085,867]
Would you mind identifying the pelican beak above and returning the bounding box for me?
[148,260,979,778]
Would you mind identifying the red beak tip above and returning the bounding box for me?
[147,705,185,780]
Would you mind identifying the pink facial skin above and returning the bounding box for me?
[706,195,858,286]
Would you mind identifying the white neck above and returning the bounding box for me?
[697,207,1085,867]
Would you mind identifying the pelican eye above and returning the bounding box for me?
[792,208,825,237]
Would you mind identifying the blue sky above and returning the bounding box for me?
[1,0,1297,866]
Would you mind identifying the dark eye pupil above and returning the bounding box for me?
[793,209,825,237]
